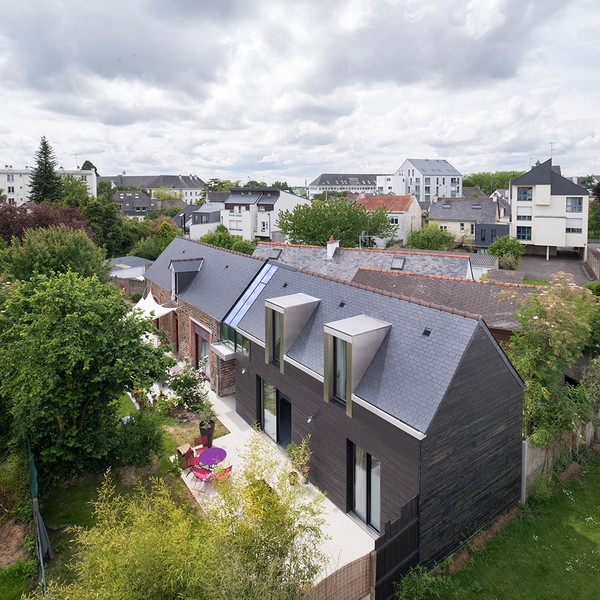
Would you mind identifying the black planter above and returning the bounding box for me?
[200,421,215,448]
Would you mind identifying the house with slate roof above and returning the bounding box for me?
[113,190,159,220]
[428,195,500,243]
[148,238,523,594]
[508,159,589,259]
[100,174,205,205]
[144,238,266,396]
[221,187,310,242]
[188,202,224,239]
[356,195,422,246]
[253,240,475,280]
[226,261,523,594]
[308,173,379,199]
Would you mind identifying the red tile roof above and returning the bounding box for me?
[357,195,413,212]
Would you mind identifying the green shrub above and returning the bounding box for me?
[130,292,142,303]
[585,280,600,296]
[498,253,519,270]
[230,239,257,255]
[116,410,163,467]
[0,453,31,523]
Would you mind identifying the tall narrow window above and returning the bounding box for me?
[351,443,380,532]
[333,337,347,402]
[272,311,282,366]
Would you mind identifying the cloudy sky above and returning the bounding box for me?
[1,0,599,185]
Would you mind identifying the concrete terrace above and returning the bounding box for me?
[178,386,375,582]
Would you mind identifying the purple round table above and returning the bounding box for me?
[198,446,227,467]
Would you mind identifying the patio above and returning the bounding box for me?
[176,385,375,582]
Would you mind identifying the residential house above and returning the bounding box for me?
[356,195,422,246]
[108,255,152,279]
[173,204,201,236]
[428,196,500,244]
[508,159,589,259]
[99,174,205,205]
[253,240,475,279]
[149,238,524,596]
[113,190,159,220]
[188,203,224,239]
[394,159,462,206]
[228,263,523,594]
[308,174,378,199]
[144,238,266,396]
[221,188,310,242]
[0,165,97,206]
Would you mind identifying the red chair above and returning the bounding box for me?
[193,435,208,454]
[213,465,232,483]
[183,447,200,474]
[192,466,213,492]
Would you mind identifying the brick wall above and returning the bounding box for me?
[147,282,237,397]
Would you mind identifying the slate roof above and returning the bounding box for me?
[144,238,265,321]
[252,243,472,280]
[100,174,205,190]
[429,196,498,223]
[511,159,589,197]
[109,256,152,268]
[206,191,230,203]
[357,195,413,211]
[468,253,498,268]
[351,268,535,331]
[235,266,484,433]
[224,189,280,206]
[462,186,487,198]
[309,174,378,187]
[193,203,222,214]
[404,159,461,176]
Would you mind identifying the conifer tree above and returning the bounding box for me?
[29,136,63,204]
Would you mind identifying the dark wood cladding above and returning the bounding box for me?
[418,325,523,566]
[236,341,420,526]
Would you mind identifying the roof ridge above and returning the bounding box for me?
[177,236,266,261]
[358,267,540,288]
[295,267,482,320]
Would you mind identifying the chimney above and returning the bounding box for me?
[326,235,339,260]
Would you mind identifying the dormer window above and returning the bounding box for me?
[265,293,320,373]
[324,315,391,417]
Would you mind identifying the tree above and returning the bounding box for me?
[588,183,600,238]
[579,175,596,190]
[29,136,63,204]
[406,222,456,250]
[59,173,91,207]
[152,187,184,207]
[1,225,110,282]
[505,273,598,445]
[0,272,173,484]
[243,179,268,188]
[0,188,7,203]
[81,160,99,176]
[311,190,349,202]
[271,181,291,191]
[201,178,241,201]
[129,220,182,260]
[81,200,125,258]
[462,171,526,196]
[35,431,326,600]
[276,199,397,247]
[487,235,526,269]
[200,224,256,254]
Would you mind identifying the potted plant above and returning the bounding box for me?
[286,435,312,484]
[197,401,217,448]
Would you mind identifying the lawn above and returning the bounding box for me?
[523,277,549,286]
[448,454,600,599]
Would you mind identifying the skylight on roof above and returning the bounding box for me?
[472,204,482,209]
[269,249,282,260]
[442,203,452,208]
[391,257,405,270]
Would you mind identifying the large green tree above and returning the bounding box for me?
[200,224,256,254]
[81,200,125,258]
[81,159,99,176]
[59,173,92,207]
[0,272,172,483]
[1,225,110,282]
[406,222,456,250]
[462,171,526,195]
[29,136,63,204]
[588,182,600,238]
[277,199,397,247]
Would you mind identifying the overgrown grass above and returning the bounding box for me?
[0,560,37,600]
[448,454,600,599]
[523,277,549,286]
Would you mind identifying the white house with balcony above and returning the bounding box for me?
[220,188,310,242]
[509,159,589,260]
[0,165,97,206]
[393,159,462,207]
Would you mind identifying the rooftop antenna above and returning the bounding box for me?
[549,141,557,159]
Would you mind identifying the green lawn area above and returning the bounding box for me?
[523,277,549,286]
[448,454,600,599]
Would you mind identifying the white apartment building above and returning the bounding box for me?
[0,165,97,206]
[393,159,462,205]
[509,159,589,260]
